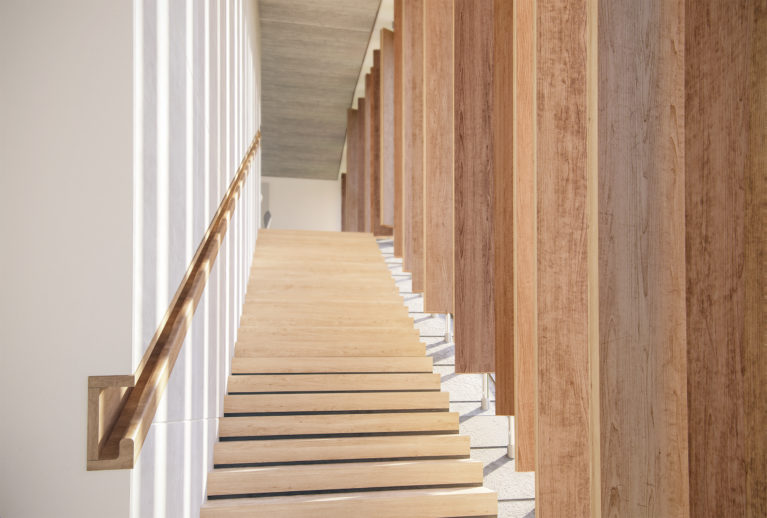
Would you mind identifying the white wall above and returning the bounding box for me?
[130,0,261,517]
[261,176,342,231]
[0,1,133,517]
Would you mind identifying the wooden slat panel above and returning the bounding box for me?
[370,51,392,237]
[393,0,405,258]
[201,487,498,518]
[492,0,514,415]
[363,78,372,232]
[380,29,395,227]
[535,0,590,514]
[511,0,535,471]
[453,0,494,373]
[356,98,367,232]
[686,3,766,516]
[403,0,425,290]
[423,0,454,315]
[345,108,360,232]
[597,0,688,516]
[341,173,347,231]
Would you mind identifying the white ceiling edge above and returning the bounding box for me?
[337,0,394,179]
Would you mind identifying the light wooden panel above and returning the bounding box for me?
[535,0,590,513]
[597,1,688,516]
[380,29,396,227]
[423,0,454,315]
[393,0,405,258]
[403,0,425,290]
[453,0,494,373]
[492,0,514,416]
[370,52,392,236]
[511,0,535,471]
[345,108,360,232]
[356,98,367,232]
[686,2,766,516]
[363,76,372,232]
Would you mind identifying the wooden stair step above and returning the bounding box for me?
[231,356,433,374]
[227,373,441,393]
[206,459,484,498]
[219,411,459,438]
[201,487,497,518]
[213,434,471,466]
[237,326,420,342]
[224,391,449,414]
[234,341,425,358]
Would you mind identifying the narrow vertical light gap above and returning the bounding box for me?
[131,0,144,514]
[182,0,194,514]
[202,0,211,482]
[154,0,170,513]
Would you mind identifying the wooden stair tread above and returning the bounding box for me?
[206,459,484,497]
[201,487,497,518]
[237,326,420,341]
[234,341,425,358]
[231,356,433,374]
[227,373,441,393]
[219,411,460,438]
[224,391,449,414]
[213,434,470,465]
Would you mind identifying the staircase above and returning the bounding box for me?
[201,229,497,517]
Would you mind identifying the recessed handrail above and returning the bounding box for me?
[87,130,261,470]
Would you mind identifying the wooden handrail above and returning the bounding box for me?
[87,130,261,470]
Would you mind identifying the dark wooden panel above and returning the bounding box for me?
[371,52,392,237]
[535,0,590,514]
[356,98,367,232]
[510,0,535,471]
[380,29,396,228]
[403,0,425,290]
[597,0,688,516]
[423,0,454,314]
[492,0,514,416]
[686,2,766,516]
[393,0,405,257]
[363,75,372,233]
[453,0,494,373]
[341,173,347,231]
[345,108,360,232]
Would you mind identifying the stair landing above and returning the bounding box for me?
[201,229,497,517]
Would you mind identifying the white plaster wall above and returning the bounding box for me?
[261,176,342,231]
[0,1,133,517]
[129,0,261,517]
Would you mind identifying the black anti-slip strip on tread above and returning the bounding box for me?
[220,430,459,441]
[213,455,469,469]
[206,483,482,501]
[223,408,448,417]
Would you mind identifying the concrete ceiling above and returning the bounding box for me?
[260,0,381,179]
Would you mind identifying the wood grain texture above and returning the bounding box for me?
[363,78,372,232]
[535,0,590,513]
[745,4,766,515]
[380,29,396,227]
[345,108,360,232]
[453,0,495,373]
[686,2,766,516]
[423,0,455,315]
[511,0,536,471]
[598,0,689,516]
[393,0,405,258]
[370,51,392,236]
[356,99,367,232]
[492,0,514,416]
[403,0,425,290]
[341,172,347,230]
